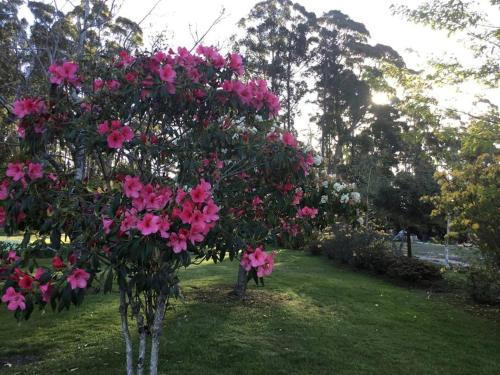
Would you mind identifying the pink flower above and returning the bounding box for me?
[49,61,79,85]
[12,98,45,118]
[0,180,9,200]
[97,121,110,135]
[107,130,125,149]
[106,80,121,91]
[298,206,318,219]
[0,207,6,227]
[6,250,19,263]
[175,189,187,204]
[159,64,176,83]
[203,200,220,222]
[40,283,52,303]
[18,275,34,290]
[168,231,188,253]
[1,287,26,311]
[120,125,134,142]
[34,267,45,280]
[240,251,252,271]
[158,215,171,238]
[27,162,43,180]
[102,217,113,234]
[52,256,65,269]
[252,196,263,208]
[257,253,275,277]
[292,190,303,205]
[6,162,25,181]
[93,79,104,91]
[282,132,298,148]
[136,213,160,235]
[120,209,138,234]
[67,268,90,289]
[249,246,267,268]
[123,175,143,198]
[190,184,207,203]
[228,53,244,75]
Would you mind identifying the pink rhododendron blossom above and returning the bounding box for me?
[123,175,143,198]
[120,125,134,142]
[240,251,252,271]
[298,206,318,219]
[97,121,110,135]
[228,53,244,75]
[158,216,171,238]
[12,98,45,118]
[168,231,188,253]
[18,275,34,290]
[1,287,26,311]
[249,246,267,268]
[6,251,20,263]
[257,253,275,277]
[6,162,25,181]
[102,217,113,234]
[107,130,125,149]
[67,268,90,289]
[159,64,176,83]
[48,61,79,85]
[51,256,65,269]
[120,209,138,234]
[136,213,160,235]
[203,200,220,222]
[106,80,121,91]
[40,283,52,303]
[0,180,9,200]
[292,190,303,205]
[27,162,43,180]
[282,132,298,148]
[190,184,207,203]
[34,267,45,280]
[93,79,104,91]
[117,50,135,68]
[252,196,263,208]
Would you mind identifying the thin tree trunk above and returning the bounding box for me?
[406,230,412,258]
[133,304,147,375]
[120,290,134,375]
[232,264,248,298]
[149,292,167,375]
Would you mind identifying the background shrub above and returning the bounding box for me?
[468,266,500,305]
[320,227,443,286]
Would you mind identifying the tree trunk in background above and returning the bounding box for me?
[406,229,412,258]
[232,265,248,298]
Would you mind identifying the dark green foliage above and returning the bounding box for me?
[385,256,443,284]
[468,266,500,305]
[321,227,443,286]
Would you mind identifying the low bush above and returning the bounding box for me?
[386,257,442,284]
[320,227,443,286]
[468,266,500,305]
[308,240,323,256]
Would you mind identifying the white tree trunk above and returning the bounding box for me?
[135,311,147,375]
[150,292,167,375]
[120,290,134,375]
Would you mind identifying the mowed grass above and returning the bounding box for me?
[0,250,499,375]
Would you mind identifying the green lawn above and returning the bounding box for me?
[1,250,499,374]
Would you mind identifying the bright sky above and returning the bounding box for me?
[21,0,500,140]
[117,0,499,140]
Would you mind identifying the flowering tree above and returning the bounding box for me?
[0,45,328,374]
